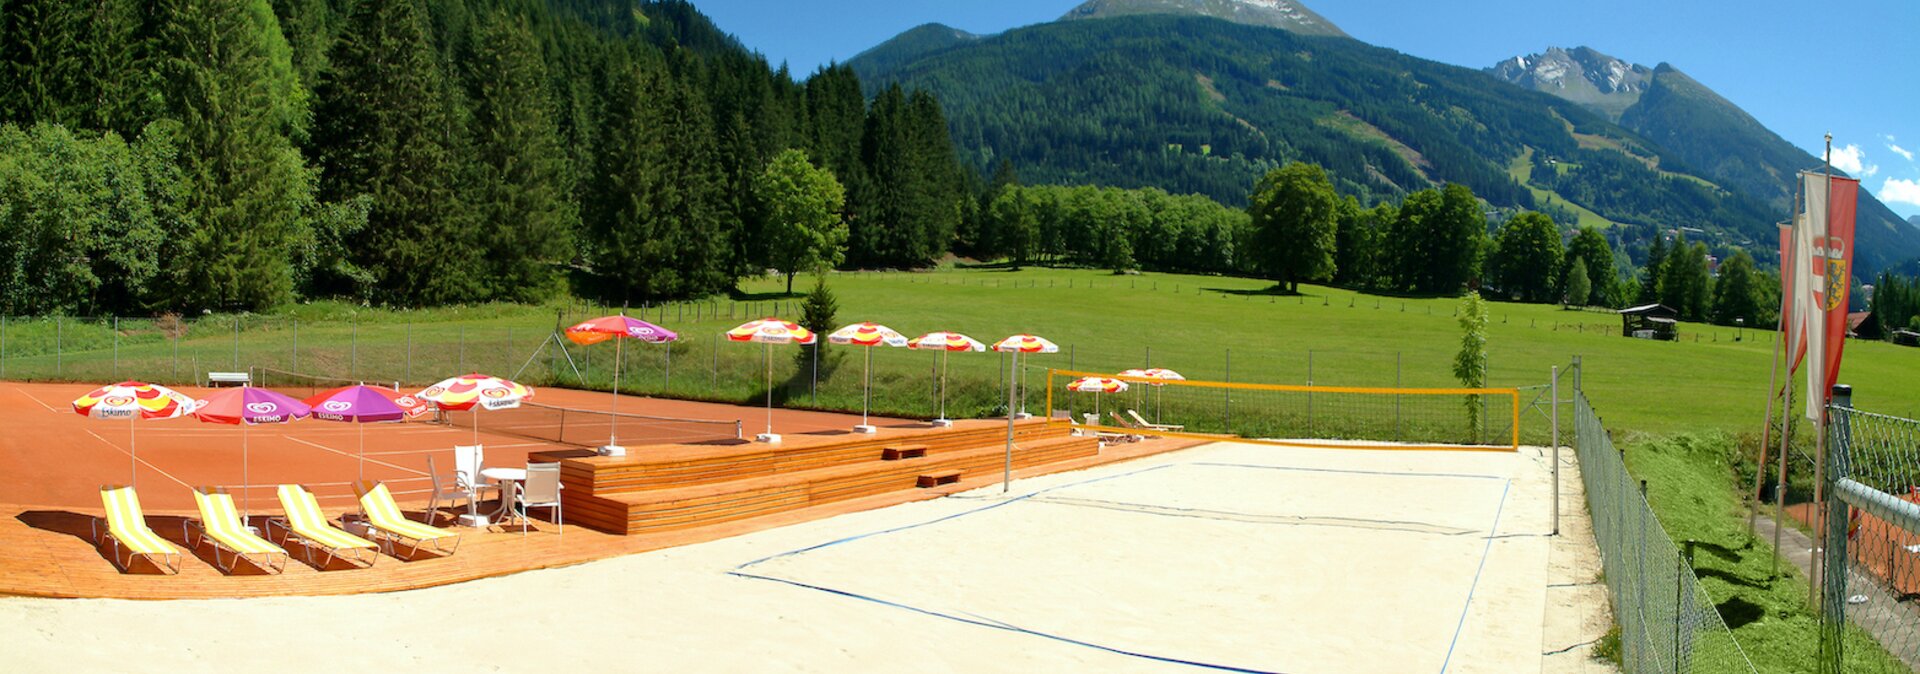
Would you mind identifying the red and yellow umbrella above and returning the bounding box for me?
[1067,376,1128,425]
[992,334,1059,354]
[416,373,534,446]
[829,323,909,432]
[72,381,198,487]
[1118,368,1184,423]
[828,322,908,348]
[728,318,815,345]
[909,331,984,425]
[728,318,817,442]
[417,373,532,411]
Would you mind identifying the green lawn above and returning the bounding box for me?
[6,265,1917,671]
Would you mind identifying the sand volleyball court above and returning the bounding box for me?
[1,441,1576,673]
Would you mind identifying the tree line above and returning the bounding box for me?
[1243,161,1779,328]
[0,0,972,315]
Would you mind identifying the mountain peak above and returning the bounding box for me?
[1488,46,1652,121]
[1059,0,1348,37]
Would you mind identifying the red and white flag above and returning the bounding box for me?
[1797,171,1860,420]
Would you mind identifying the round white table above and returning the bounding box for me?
[480,467,526,522]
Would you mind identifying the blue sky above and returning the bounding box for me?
[692,0,1920,218]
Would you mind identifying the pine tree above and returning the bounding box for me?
[466,11,576,302]
[1563,226,1615,306]
[1640,231,1669,304]
[315,0,475,305]
[150,0,323,310]
[1565,258,1591,308]
[1711,251,1759,325]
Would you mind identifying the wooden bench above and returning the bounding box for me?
[205,371,250,387]
[916,470,961,488]
[881,445,927,461]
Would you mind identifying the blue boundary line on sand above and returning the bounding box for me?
[730,460,1512,673]
[1436,478,1514,674]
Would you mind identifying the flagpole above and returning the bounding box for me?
[1773,178,1806,578]
[1810,133,1835,607]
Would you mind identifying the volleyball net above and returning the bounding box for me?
[1043,369,1520,451]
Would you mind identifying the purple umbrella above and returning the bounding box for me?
[194,386,313,518]
[305,385,429,481]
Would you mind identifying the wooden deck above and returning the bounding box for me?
[0,432,1202,600]
[560,419,1097,534]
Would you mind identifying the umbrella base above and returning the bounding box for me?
[755,433,782,444]
[1014,412,1034,420]
[930,418,954,428]
[852,425,878,434]
[597,444,627,457]
[457,513,492,527]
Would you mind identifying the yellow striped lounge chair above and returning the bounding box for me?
[268,484,377,568]
[185,487,288,574]
[92,485,182,574]
[353,481,461,557]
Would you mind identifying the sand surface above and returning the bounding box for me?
[0,441,1599,673]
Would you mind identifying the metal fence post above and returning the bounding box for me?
[292,318,299,372]
[1,316,7,380]
[712,333,719,390]
[457,327,465,373]
[1395,352,1403,441]
[1224,348,1231,433]
[232,317,239,371]
[112,317,119,379]
[405,322,413,383]
[810,340,817,405]
[1552,365,1561,536]
[666,341,674,393]
[55,317,61,377]
[1068,344,1074,372]
[350,316,358,380]
[1307,349,1314,436]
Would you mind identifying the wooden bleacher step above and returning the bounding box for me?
[882,445,927,461]
[916,470,961,488]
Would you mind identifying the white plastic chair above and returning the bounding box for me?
[424,456,470,524]
[453,445,497,521]
[508,462,564,537]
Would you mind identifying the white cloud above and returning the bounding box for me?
[1831,143,1878,177]
[1881,178,1920,208]
[1891,143,1916,163]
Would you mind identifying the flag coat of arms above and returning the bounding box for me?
[1793,171,1859,420]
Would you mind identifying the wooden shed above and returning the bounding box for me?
[1619,304,1679,341]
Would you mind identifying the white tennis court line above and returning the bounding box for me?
[285,437,428,477]
[361,442,546,456]
[82,428,192,491]
[11,386,57,413]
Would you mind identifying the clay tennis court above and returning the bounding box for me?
[0,382,908,512]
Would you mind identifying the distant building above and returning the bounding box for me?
[1619,304,1679,341]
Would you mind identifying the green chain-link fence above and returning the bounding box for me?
[1577,388,1758,673]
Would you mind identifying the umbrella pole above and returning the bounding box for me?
[764,343,773,437]
[1005,351,1016,494]
[358,420,366,483]
[242,419,251,522]
[611,336,623,446]
[129,414,137,489]
[862,346,872,427]
[939,350,949,421]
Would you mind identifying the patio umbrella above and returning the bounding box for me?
[193,386,312,519]
[1118,367,1185,423]
[727,318,816,443]
[565,314,678,450]
[303,385,430,481]
[1067,376,1129,427]
[908,331,985,427]
[72,381,198,488]
[415,373,534,446]
[992,334,1059,492]
[828,322,909,434]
